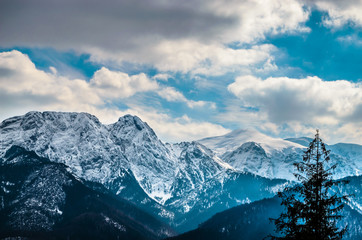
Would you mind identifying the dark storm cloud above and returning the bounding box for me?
[0,0,236,51]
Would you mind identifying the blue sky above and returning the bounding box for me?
[0,0,361,144]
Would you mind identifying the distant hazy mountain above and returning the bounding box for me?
[0,146,175,239]
[0,111,361,233]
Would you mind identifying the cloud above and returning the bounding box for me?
[156,87,216,109]
[332,122,362,144]
[208,0,310,43]
[0,0,309,46]
[0,50,158,106]
[228,75,362,123]
[91,40,277,75]
[152,73,172,82]
[0,0,309,74]
[90,67,158,98]
[226,75,362,143]
[0,51,114,121]
[311,0,362,27]
[0,51,102,106]
[0,0,234,49]
[337,34,362,46]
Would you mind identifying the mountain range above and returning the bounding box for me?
[0,111,361,238]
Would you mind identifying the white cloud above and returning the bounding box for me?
[337,34,362,46]
[157,86,216,109]
[157,87,186,102]
[152,73,172,82]
[92,40,277,75]
[157,41,276,73]
[332,122,362,144]
[0,51,158,105]
[90,67,158,98]
[228,75,362,123]
[226,75,362,144]
[0,51,102,106]
[208,0,310,43]
[312,0,362,28]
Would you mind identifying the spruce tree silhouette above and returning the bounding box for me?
[269,130,349,240]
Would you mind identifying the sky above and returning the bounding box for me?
[0,0,361,144]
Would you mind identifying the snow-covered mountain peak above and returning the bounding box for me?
[177,141,231,169]
[0,111,129,182]
[6,111,104,134]
[198,128,304,156]
[198,129,310,180]
[111,114,159,144]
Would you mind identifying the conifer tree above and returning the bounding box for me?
[270,130,349,240]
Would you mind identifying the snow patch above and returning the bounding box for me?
[267,182,290,194]
[116,186,125,195]
[102,214,126,232]
[241,198,251,204]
